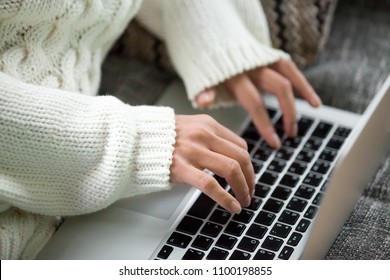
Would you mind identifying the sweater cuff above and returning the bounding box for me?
[129,105,176,195]
[184,40,290,108]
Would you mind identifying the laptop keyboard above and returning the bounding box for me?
[156,108,351,260]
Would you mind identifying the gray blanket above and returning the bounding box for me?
[304,0,390,260]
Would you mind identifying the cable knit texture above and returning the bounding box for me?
[0,0,287,259]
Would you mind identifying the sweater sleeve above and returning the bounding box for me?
[136,0,290,107]
[0,72,176,216]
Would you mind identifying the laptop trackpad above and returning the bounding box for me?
[113,184,192,220]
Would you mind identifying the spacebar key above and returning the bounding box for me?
[187,193,216,219]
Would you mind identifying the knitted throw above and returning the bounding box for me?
[115,0,338,70]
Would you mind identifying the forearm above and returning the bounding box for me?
[0,73,175,216]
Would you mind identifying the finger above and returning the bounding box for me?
[270,59,322,107]
[195,88,217,108]
[193,147,250,206]
[182,165,242,214]
[171,118,252,205]
[208,136,255,197]
[224,74,282,149]
[198,114,248,151]
[249,67,297,137]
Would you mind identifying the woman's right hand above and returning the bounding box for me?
[170,114,255,214]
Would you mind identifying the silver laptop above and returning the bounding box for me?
[37,75,390,260]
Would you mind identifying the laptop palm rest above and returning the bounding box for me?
[114,185,191,220]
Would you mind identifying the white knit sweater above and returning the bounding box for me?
[0,0,287,259]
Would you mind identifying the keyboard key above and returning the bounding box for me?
[225,221,246,237]
[287,232,303,246]
[267,159,287,173]
[279,173,300,188]
[233,210,254,224]
[312,192,324,206]
[206,247,229,260]
[246,224,267,239]
[209,209,231,225]
[216,234,237,250]
[262,236,283,251]
[157,245,173,259]
[255,211,276,226]
[278,246,294,260]
[167,232,192,248]
[283,137,302,149]
[318,149,337,162]
[334,127,351,138]
[259,171,278,186]
[303,172,323,187]
[237,236,259,252]
[253,249,275,260]
[230,250,251,260]
[327,137,344,150]
[254,184,271,198]
[319,148,337,162]
[182,248,204,260]
[278,210,299,225]
[296,219,311,233]
[296,149,316,163]
[295,185,315,199]
[271,186,292,200]
[288,161,307,175]
[274,148,294,161]
[201,222,222,237]
[287,197,308,212]
[263,198,284,213]
[312,122,332,138]
[246,197,263,211]
[176,216,203,235]
[191,235,213,251]
[311,161,331,174]
[270,223,292,238]
[297,116,314,136]
[253,148,272,162]
[304,137,323,151]
[187,193,215,219]
[304,205,318,219]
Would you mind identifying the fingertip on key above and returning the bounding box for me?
[230,200,242,214]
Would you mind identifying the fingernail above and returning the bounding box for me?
[273,133,282,149]
[230,200,242,214]
[197,90,214,105]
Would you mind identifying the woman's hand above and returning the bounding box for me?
[196,59,322,148]
[170,114,255,214]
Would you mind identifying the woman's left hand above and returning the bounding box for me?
[195,59,322,149]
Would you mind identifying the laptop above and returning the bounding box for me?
[37,75,390,260]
